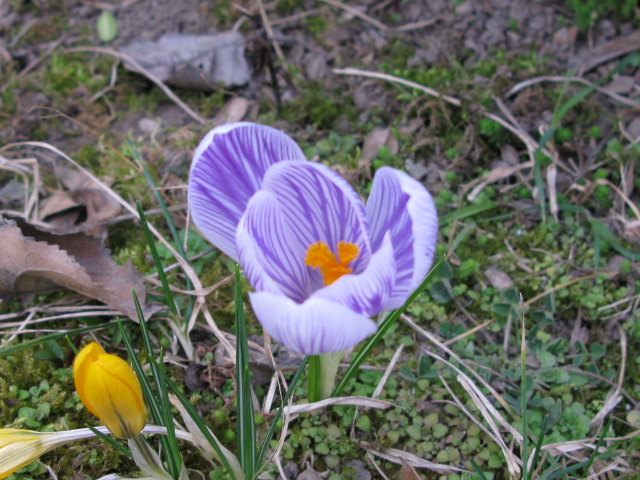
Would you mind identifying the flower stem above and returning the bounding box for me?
[308,352,343,402]
[308,355,321,403]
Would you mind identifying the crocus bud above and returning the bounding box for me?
[73,342,147,439]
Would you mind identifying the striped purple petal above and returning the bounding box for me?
[311,233,396,316]
[236,189,311,302]
[366,167,438,310]
[249,291,377,354]
[261,162,372,276]
[188,123,306,261]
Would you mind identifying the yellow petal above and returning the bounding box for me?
[0,429,83,480]
[0,429,41,449]
[73,341,104,409]
[0,439,44,480]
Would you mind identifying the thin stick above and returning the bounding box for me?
[319,0,387,29]
[256,0,286,63]
[505,75,640,108]
[65,46,206,124]
[335,67,461,106]
[372,344,403,399]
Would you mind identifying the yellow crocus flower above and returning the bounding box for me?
[0,428,97,479]
[73,342,147,439]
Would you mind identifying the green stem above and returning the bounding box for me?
[309,352,343,402]
[308,355,321,403]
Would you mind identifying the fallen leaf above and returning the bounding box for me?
[120,31,250,90]
[404,159,429,180]
[484,267,513,289]
[213,97,251,125]
[0,216,162,321]
[626,117,640,139]
[303,52,328,80]
[360,127,399,164]
[578,30,640,75]
[296,467,322,480]
[624,219,640,244]
[38,165,121,237]
[400,458,420,480]
[604,75,636,94]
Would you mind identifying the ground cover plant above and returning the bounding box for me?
[1,0,640,479]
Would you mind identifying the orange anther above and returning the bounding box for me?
[305,241,359,285]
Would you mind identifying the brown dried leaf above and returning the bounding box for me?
[213,97,251,126]
[38,166,121,237]
[484,267,514,289]
[0,216,161,321]
[400,458,420,480]
[360,127,399,164]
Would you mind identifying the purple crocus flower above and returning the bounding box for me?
[189,123,438,355]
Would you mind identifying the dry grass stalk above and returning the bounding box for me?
[0,155,40,220]
[372,343,404,399]
[365,446,467,473]
[278,396,394,416]
[65,47,207,124]
[403,315,517,416]
[505,75,640,108]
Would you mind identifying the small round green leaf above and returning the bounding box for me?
[97,10,118,43]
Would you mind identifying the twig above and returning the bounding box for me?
[270,8,322,25]
[65,46,207,124]
[319,0,440,32]
[10,18,38,48]
[319,0,387,29]
[16,35,67,79]
[505,75,640,108]
[80,0,140,8]
[334,67,461,106]
[372,344,403,399]
[256,0,286,63]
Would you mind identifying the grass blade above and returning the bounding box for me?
[132,292,182,479]
[127,137,194,323]
[137,200,177,315]
[333,255,444,396]
[307,355,321,403]
[87,424,133,458]
[526,414,547,480]
[163,374,239,480]
[581,417,613,477]
[256,355,309,468]
[439,202,496,226]
[0,322,131,358]
[235,264,256,477]
[118,318,175,476]
[520,300,528,480]
[470,459,489,480]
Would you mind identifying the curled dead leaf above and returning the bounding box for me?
[38,165,121,237]
[0,216,162,321]
[360,127,399,165]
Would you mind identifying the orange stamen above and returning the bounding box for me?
[305,241,360,285]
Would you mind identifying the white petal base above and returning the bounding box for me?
[249,292,377,355]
